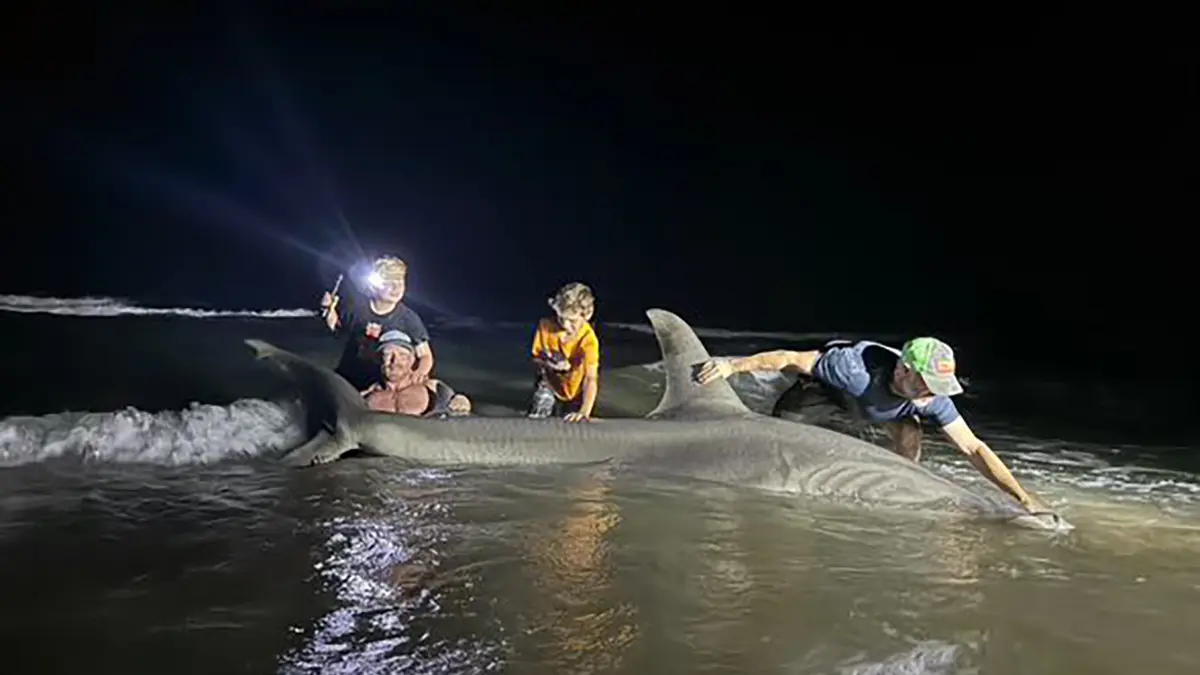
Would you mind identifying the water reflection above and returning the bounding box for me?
[515,465,637,674]
[4,448,1200,674]
[278,463,506,675]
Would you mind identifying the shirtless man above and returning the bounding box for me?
[363,330,471,417]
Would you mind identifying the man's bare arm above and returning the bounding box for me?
[729,350,821,376]
[695,349,822,385]
[940,417,1047,512]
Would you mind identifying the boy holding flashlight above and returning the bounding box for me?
[320,256,434,392]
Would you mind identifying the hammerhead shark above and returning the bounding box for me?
[247,308,1070,531]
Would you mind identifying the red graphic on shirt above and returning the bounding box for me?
[365,322,383,339]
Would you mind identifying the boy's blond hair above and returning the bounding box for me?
[548,282,595,317]
[372,256,408,283]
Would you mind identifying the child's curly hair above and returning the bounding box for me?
[548,282,595,317]
[372,256,408,283]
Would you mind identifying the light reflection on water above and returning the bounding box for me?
[272,458,1200,674]
[278,465,508,675]
[2,454,1199,674]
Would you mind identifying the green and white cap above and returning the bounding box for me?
[900,337,963,397]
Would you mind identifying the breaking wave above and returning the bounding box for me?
[2,294,847,339]
[0,399,306,467]
[0,294,314,319]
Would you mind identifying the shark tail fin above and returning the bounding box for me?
[644,308,754,421]
[245,339,279,360]
[244,339,366,459]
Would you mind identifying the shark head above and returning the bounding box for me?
[1009,510,1076,533]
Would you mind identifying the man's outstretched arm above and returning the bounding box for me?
[696,350,821,384]
[940,417,1048,513]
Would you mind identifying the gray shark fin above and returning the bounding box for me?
[644,309,755,421]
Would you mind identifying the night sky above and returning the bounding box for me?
[5,5,1195,379]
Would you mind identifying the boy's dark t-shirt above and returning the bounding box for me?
[334,296,430,390]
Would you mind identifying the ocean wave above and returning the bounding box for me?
[0,294,314,319]
[2,294,888,343]
[0,399,306,467]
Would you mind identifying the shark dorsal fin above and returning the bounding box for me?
[644,309,755,421]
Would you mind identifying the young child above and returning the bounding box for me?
[320,255,434,391]
[527,282,600,422]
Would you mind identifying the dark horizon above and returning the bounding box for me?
[5,5,1195,378]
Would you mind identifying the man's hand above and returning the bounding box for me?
[563,412,590,423]
[1020,494,1053,515]
[695,358,733,385]
[448,395,472,415]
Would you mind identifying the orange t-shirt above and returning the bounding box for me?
[530,317,600,402]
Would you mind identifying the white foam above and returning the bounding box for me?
[835,639,968,675]
[0,294,314,319]
[0,399,307,467]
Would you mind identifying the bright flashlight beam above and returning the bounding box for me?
[110,153,341,268]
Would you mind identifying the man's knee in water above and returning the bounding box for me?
[772,377,847,423]
[885,417,923,462]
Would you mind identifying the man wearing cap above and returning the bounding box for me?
[694,337,1051,515]
[362,330,471,417]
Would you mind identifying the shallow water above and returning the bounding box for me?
[1,302,1198,673]
[2,456,1198,674]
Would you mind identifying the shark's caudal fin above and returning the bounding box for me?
[244,339,366,453]
[644,309,755,421]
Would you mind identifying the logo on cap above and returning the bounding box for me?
[934,358,955,375]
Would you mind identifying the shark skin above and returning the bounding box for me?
[246,308,1071,532]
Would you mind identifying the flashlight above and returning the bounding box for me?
[321,273,344,322]
[365,271,384,289]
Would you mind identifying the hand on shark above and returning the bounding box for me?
[1019,494,1066,525]
[694,358,734,385]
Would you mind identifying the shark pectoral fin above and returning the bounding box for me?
[281,429,356,467]
[643,309,755,421]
